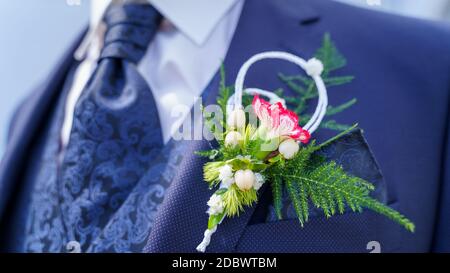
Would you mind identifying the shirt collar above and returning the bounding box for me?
[90,0,240,46]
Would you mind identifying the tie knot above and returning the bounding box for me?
[100,3,162,64]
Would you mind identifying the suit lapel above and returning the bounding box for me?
[143,0,321,252]
[0,29,87,221]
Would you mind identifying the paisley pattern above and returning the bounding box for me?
[57,83,163,252]
[18,65,77,253]
[266,129,388,222]
[87,139,189,252]
[21,110,190,253]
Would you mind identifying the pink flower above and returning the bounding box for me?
[252,95,310,144]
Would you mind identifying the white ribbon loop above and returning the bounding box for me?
[229,51,328,135]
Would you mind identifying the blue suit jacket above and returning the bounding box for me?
[1,0,450,252]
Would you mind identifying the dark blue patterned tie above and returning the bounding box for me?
[59,3,163,250]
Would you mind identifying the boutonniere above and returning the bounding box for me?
[196,34,414,252]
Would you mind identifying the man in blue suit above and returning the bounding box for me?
[0,0,449,252]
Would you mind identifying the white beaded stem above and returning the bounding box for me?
[196,182,228,253]
[196,226,217,253]
[231,51,328,135]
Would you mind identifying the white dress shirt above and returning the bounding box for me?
[61,0,244,146]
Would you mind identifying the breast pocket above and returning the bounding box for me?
[236,201,404,253]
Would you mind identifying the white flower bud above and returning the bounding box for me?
[227,109,246,129]
[234,169,255,191]
[207,194,224,215]
[278,138,299,159]
[219,164,235,188]
[219,164,233,181]
[253,173,265,190]
[225,131,242,147]
[222,177,235,188]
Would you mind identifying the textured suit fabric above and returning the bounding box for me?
[1,0,450,252]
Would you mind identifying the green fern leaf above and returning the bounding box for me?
[278,73,308,95]
[286,180,305,226]
[217,64,231,117]
[280,161,415,232]
[266,129,415,233]
[295,179,310,222]
[195,150,219,159]
[315,33,347,76]
[271,175,283,220]
[326,98,357,116]
[361,198,415,232]
[323,76,354,87]
[320,120,354,131]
